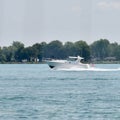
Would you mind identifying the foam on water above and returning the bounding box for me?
[55,67,120,71]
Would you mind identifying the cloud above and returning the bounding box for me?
[98,1,120,10]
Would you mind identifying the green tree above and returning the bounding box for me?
[44,40,64,59]
[41,42,47,59]
[32,43,43,61]
[108,42,118,57]
[21,47,35,62]
[12,41,24,62]
[63,42,75,57]
[114,45,120,60]
[0,47,6,62]
[90,39,110,60]
[74,40,90,61]
[2,46,14,62]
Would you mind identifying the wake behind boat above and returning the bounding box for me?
[45,56,93,69]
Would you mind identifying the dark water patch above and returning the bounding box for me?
[93,78,109,80]
[0,96,37,103]
[93,78,120,81]
[18,116,28,119]
[43,99,67,106]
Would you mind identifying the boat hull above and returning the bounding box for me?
[47,61,90,69]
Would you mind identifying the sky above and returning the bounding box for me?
[0,0,120,46]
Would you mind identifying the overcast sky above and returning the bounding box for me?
[0,0,120,46]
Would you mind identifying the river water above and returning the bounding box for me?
[0,64,120,120]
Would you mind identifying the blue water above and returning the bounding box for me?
[0,64,120,120]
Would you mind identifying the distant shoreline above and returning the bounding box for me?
[0,61,120,64]
[93,61,120,64]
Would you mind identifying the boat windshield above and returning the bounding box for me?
[67,56,84,62]
[67,58,77,61]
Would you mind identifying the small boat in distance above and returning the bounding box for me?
[45,56,93,69]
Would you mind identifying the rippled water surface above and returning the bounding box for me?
[0,64,120,120]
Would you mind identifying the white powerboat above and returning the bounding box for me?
[45,56,93,69]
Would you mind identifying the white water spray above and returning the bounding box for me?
[55,67,120,71]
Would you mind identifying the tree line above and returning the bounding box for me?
[0,39,120,63]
